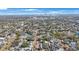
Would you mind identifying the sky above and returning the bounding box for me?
[0,8,79,15]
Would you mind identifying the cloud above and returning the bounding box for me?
[46,10,79,14]
[0,8,8,10]
[25,9,39,11]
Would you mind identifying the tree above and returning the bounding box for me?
[21,41,29,48]
[15,31,20,40]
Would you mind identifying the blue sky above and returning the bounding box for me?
[0,8,79,15]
